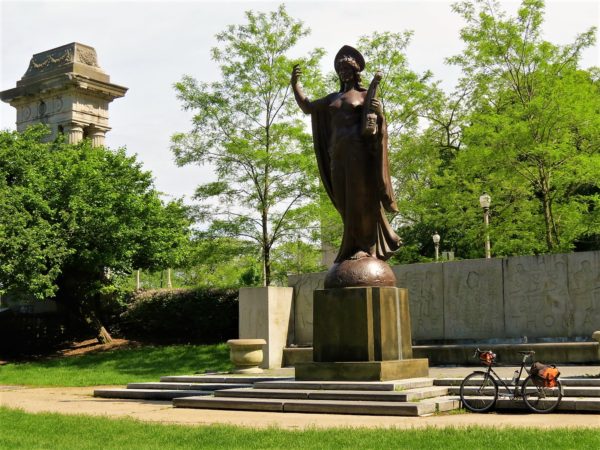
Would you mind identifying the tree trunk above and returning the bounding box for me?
[264,242,271,287]
[75,305,113,344]
[262,205,270,286]
[541,189,555,251]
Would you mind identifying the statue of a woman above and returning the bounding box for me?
[291,45,401,288]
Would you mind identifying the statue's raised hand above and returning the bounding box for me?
[291,64,302,87]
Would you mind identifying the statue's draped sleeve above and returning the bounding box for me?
[309,95,337,211]
[375,114,398,214]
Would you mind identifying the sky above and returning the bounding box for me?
[1,0,598,203]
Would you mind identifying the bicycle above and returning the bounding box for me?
[459,349,563,413]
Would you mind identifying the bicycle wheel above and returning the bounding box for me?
[522,376,562,413]
[460,371,498,413]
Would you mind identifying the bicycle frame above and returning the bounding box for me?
[477,351,533,399]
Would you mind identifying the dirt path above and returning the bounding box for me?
[1,385,599,429]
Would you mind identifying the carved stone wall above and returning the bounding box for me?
[289,251,600,345]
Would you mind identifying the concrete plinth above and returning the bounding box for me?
[238,287,293,369]
[313,287,413,362]
[296,286,429,381]
[295,359,429,381]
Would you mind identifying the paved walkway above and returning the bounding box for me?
[1,366,599,430]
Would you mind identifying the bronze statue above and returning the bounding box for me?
[291,45,401,288]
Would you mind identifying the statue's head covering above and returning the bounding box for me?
[334,45,365,73]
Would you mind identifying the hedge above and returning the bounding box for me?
[120,288,239,344]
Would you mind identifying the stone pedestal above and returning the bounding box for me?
[295,286,428,381]
[0,42,127,147]
[238,287,293,369]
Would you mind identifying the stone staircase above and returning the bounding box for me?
[93,376,289,401]
[95,375,458,417]
[94,374,600,416]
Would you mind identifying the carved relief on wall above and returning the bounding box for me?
[504,255,572,338]
[25,48,74,77]
[394,264,444,340]
[53,97,63,113]
[568,252,600,335]
[444,259,504,340]
[75,47,99,67]
[18,105,32,122]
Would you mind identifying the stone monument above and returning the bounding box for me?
[1,42,127,146]
[290,45,428,381]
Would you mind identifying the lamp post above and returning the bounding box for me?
[432,231,441,261]
[479,192,491,259]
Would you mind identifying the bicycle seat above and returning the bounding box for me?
[518,350,535,355]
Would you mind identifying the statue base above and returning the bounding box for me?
[295,359,429,381]
[295,286,429,381]
[324,257,396,288]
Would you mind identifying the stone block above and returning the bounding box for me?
[294,359,429,381]
[173,396,285,412]
[238,287,293,369]
[393,262,444,340]
[282,347,312,366]
[568,251,600,337]
[312,287,412,362]
[288,272,326,345]
[504,254,571,338]
[282,399,435,416]
[443,258,504,339]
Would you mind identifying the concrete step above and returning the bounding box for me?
[494,397,600,412]
[94,388,213,400]
[159,375,293,383]
[127,382,252,391]
[215,386,448,402]
[253,377,434,391]
[448,385,600,397]
[435,377,600,387]
[420,395,462,412]
[173,395,437,416]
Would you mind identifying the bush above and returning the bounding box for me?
[120,288,238,344]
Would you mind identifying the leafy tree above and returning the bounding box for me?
[443,0,600,255]
[0,127,70,299]
[171,5,324,286]
[0,126,191,342]
[179,232,262,289]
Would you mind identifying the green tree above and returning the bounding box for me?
[0,127,191,342]
[444,0,600,255]
[0,127,69,299]
[171,5,324,286]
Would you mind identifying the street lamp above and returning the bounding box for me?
[479,192,492,259]
[432,231,441,261]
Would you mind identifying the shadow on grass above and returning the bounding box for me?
[0,343,232,386]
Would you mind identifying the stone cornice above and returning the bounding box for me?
[1,73,127,104]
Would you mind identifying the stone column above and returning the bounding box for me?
[88,126,106,147]
[238,287,293,369]
[65,124,84,144]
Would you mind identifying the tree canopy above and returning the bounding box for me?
[0,126,191,340]
[390,0,600,261]
[171,5,325,285]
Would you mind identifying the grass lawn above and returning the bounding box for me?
[0,343,232,387]
[1,407,598,450]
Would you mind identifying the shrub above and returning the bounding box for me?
[120,288,238,344]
